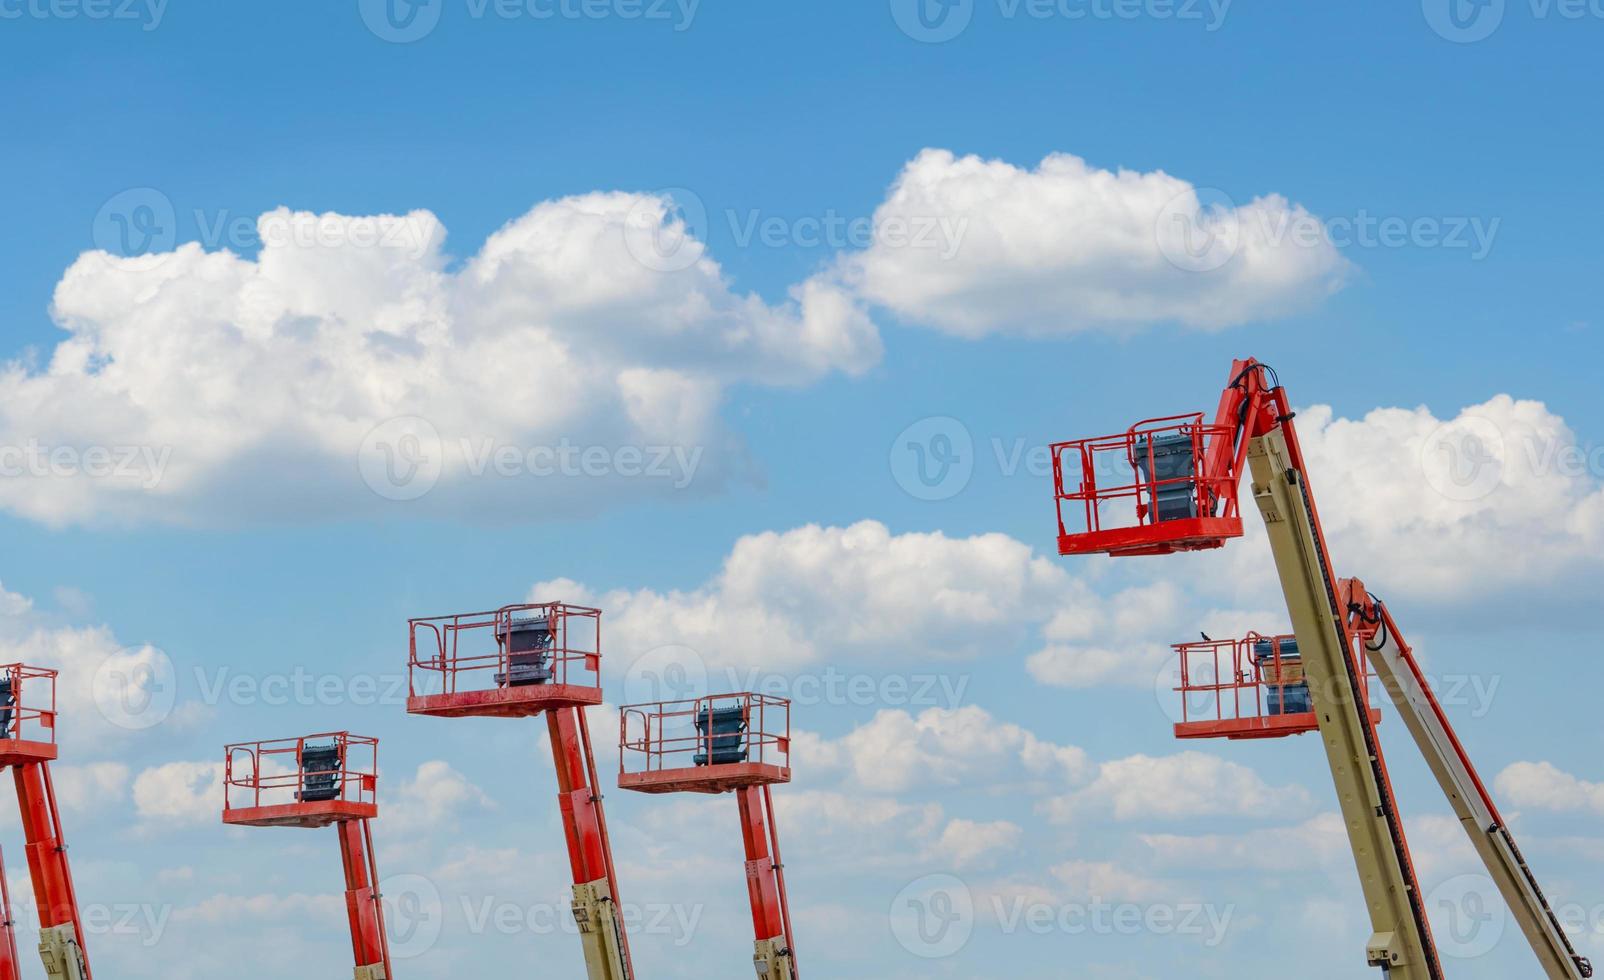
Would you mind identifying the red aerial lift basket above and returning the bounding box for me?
[1172,633,1381,741]
[1052,414,1245,557]
[408,602,603,719]
[0,664,59,767]
[223,732,379,829]
[619,693,792,795]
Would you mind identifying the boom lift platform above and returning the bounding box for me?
[619,693,799,979]
[408,602,634,980]
[223,732,392,980]
[0,665,91,980]
[1051,359,1593,979]
[1171,632,1382,741]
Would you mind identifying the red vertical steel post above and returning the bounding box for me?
[0,845,19,980]
[13,761,90,978]
[338,818,391,974]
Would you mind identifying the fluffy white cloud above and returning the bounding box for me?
[1049,859,1189,905]
[171,892,343,925]
[0,581,197,756]
[1139,813,1350,874]
[1044,751,1313,824]
[840,148,1349,337]
[388,761,495,832]
[1285,396,1604,601]
[51,762,132,813]
[0,195,878,526]
[540,520,1079,675]
[801,705,1088,794]
[132,760,224,826]
[931,818,1023,870]
[1495,761,1604,815]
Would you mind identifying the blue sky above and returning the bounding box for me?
[1,1,1602,977]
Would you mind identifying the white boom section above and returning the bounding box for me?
[1357,597,1591,980]
[1247,431,1443,979]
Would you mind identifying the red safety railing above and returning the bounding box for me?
[0,664,57,746]
[1051,414,1244,557]
[620,694,791,779]
[1172,633,1377,740]
[408,602,601,700]
[223,733,379,813]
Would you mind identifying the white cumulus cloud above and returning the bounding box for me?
[0,194,878,526]
[1495,761,1604,815]
[1044,751,1313,824]
[840,148,1350,337]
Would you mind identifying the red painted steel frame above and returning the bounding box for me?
[618,694,792,794]
[0,663,60,767]
[407,600,635,977]
[223,733,379,829]
[1172,633,1382,741]
[1056,359,1443,976]
[407,603,603,719]
[617,694,798,975]
[738,785,799,977]
[0,846,17,980]
[338,818,394,975]
[1052,414,1245,557]
[548,704,636,970]
[0,665,89,979]
[221,732,392,979]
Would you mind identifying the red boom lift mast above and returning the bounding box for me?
[619,693,799,979]
[0,664,91,980]
[1052,359,1592,979]
[408,602,634,980]
[222,732,392,980]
